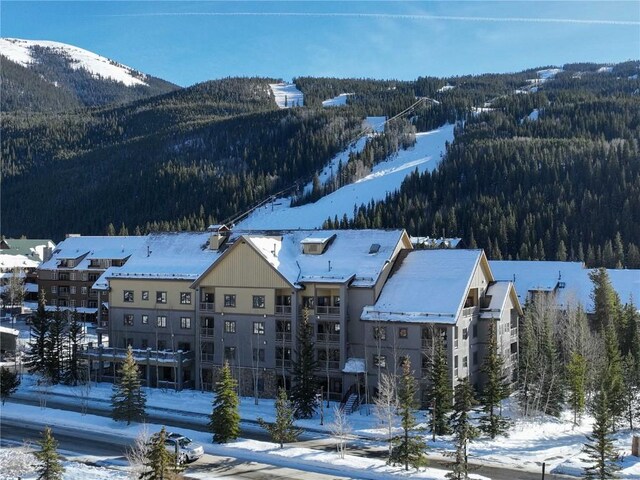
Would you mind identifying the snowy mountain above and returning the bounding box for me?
[0,38,178,111]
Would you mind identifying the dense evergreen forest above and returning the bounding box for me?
[2,58,639,268]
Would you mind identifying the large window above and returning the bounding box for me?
[253,322,265,335]
[373,354,387,368]
[157,315,167,328]
[142,291,149,301]
[373,326,387,340]
[252,295,265,309]
[253,348,265,362]
[123,290,134,302]
[124,314,134,326]
[156,291,167,304]
[224,320,236,333]
[224,294,236,308]
[180,292,192,305]
[399,327,408,338]
[180,317,191,329]
[142,314,149,325]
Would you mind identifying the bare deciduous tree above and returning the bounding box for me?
[330,405,352,459]
[374,371,398,459]
[125,424,151,479]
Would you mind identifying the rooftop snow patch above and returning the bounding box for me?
[322,93,352,107]
[0,38,148,86]
[269,83,304,108]
[362,249,484,323]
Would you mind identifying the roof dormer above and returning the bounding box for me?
[300,234,336,255]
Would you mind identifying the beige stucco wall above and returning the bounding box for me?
[110,278,195,312]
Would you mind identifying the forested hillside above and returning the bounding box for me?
[326,64,640,268]
[3,57,639,269]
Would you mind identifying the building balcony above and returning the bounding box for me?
[200,302,215,311]
[275,305,292,315]
[202,352,215,364]
[462,306,479,317]
[276,332,292,343]
[317,333,341,343]
[318,360,340,371]
[315,305,340,316]
[276,359,292,369]
[201,327,215,338]
[83,346,194,366]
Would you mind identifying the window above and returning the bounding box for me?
[462,327,469,340]
[142,314,149,325]
[253,348,265,362]
[81,272,88,281]
[157,340,166,350]
[141,339,148,349]
[302,296,314,308]
[69,299,76,308]
[60,272,69,281]
[88,300,98,308]
[399,327,408,338]
[88,273,99,282]
[253,322,265,335]
[178,342,191,352]
[156,291,167,304]
[224,294,236,308]
[454,326,459,348]
[81,286,87,295]
[276,346,292,362]
[70,286,76,295]
[180,292,192,305]
[180,317,191,329]
[70,272,76,281]
[373,326,387,340]
[124,290,134,302]
[51,286,57,294]
[224,346,236,360]
[333,296,341,307]
[142,291,149,301]
[373,354,387,368]
[473,324,478,338]
[463,356,468,368]
[157,315,167,328]
[317,296,330,307]
[124,314,134,326]
[50,299,57,306]
[252,295,265,309]
[276,295,292,306]
[81,300,87,308]
[224,320,236,333]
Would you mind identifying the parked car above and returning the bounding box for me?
[165,432,204,463]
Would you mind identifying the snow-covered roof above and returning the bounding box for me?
[0,254,39,270]
[0,326,19,336]
[39,236,146,271]
[489,261,640,312]
[44,306,97,315]
[195,229,407,289]
[0,238,55,261]
[343,358,366,373]
[410,237,462,249]
[362,249,486,324]
[480,281,515,319]
[96,232,223,288]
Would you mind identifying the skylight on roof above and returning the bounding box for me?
[369,243,381,254]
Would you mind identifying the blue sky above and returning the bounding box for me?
[2,1,639,86]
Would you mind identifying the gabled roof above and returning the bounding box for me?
[192,229,409,289]
[0,238,55,261]
[39,236,145,270]
[362,249,489,324]
[480,281,523,319]
[489,260,639,312]
[94,232,222,289]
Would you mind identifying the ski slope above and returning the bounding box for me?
[322,93,352,107]
[239,123,454,229]
[269,83,304,108]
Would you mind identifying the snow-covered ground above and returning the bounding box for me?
[239,123,454,229]
[322,93,352,107]
[269,82,304,108]
[6,375,639,478]
[437,85,455,93]
[597,66,613,73]
[0,38,147,86]
[537,68,563,80]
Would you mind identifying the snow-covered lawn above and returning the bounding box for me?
[7,376,640,477]
[239,124,454,230]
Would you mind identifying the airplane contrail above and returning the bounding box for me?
[100,11,640,26]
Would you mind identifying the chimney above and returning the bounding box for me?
[208,224,231,250]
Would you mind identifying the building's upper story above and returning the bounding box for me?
[489,260,640,311]
[0,238,55,263]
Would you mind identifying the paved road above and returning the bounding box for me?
[4,394,576,480]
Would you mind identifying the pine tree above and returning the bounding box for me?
[389,359,428,471]
[258,388,301,448]
[0,366,20,405]
[602,319,625,427]
[566,352,587,425]
[34,427,64,480]
[447,377,478,480]
[429,334,452,435]
[25,290,49,376]
[583,390,621,480]
[111,346,146,425]
[209,361,240,443]
[44,307,66,384]
[621,353,639,430]
[140,426,180,480]
[541,310,563,416]
[479,323,510,439]
[290,309,319,419]
[63,309,85,386]
[590,268,621,333]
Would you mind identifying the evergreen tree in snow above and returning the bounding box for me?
[25,290,49,377]
[0,366,20,405]
[621,353,639,430]
[34,427,64,480]
[290,309,319,419]
[111,346,146,425]
[140,426,181,480]
[566,352,587,425]
[479,323,510,439]
[209,361,240,443]
[583,389,621,480]
[429,333,452,435]
[63,309,85,386]
[447,377,479,480]
[389,359,428,471]
[258,387,301,448]
[602,319,625,427]
[44,307,66,384]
